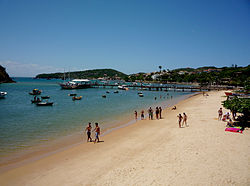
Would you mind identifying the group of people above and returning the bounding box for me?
[218,107,234,127]
[134,106,163,120]
[177,113,188,128]
[84,122,101,143]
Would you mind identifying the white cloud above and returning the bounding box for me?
[0,61,64,77]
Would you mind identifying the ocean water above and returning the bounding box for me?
[0,78,194,163]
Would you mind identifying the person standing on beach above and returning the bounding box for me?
[93,123,100,143]
[182,113,188,127]
[159,107,162,119]
[177,114,183,128]
[141,110,144,120]
[134,110,137,120]
[155,107,159,120]
[218,108,223,120]
[148,107,153,120]
[85,123,92,142]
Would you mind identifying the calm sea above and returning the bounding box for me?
[0,78,195,163]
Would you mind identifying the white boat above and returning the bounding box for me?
[0,91,7,98]
[138,93,144,97]
[118,85,129,90]
[59,79,91,89]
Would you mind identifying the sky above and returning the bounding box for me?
[0,0,249,77]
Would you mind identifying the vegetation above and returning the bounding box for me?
[36,69,128,80]
[0,65,15,83]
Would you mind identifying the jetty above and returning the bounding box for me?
[89,83,235,92]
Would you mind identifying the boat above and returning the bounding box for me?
[41,96,50,99]
[68,93,77,96]
[0,91,7,98]
[72,96,82,100]
[106,91,110,93]
[102,95,107,98]
[114,91,119,93]
[138,93,144,97]
[59,79,91,89]
[118,85,129,90]
[29,89,41,95]
[36,102,53,106]
[225,92,233,96]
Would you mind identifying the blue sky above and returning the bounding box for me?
[0,0,249,77]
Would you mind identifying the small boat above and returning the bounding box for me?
[114,91,119,93]
[36,102,53,106]
[225,92,233,96]
[118,85,129,90]
[31,99,41,103]
[138,93,144,97]
[68,93,77,96]
[41,96,50,99]
[106,91,110,93]
[0,91,7,98]
[29,89,41,95]
[102,95,106,98]
[72,96,82,100]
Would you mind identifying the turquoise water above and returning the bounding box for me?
[0,78,194,162]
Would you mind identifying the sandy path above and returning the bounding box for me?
[0,91,249,185]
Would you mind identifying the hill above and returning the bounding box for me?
[36,69,128,80]
[0,65,15,83]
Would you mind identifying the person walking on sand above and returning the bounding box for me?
[182,113,188,127]
[177,114,183,128]
[93,123,100,143]
[218,108,223,120]
[85,123,92,142]
[134,110,137,120]
[141,110,144,120]
[159,107,162,119]
[155,107,159,120]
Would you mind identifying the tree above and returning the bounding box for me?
[159,66,162,73]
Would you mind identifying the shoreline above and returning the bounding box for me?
[0,90,248,185]
[0,92,196,173]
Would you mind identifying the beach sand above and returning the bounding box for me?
[0,91,249,185]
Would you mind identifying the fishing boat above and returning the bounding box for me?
[0,91,7,98]
[72,96,82,100]
[36,102,53,106]
[59,79,91,89]
[41,96,50,99]
[29,89,42,95]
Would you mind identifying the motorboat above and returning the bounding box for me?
[102,95,106,98]
[106,91,110,93]
[114,91,119,93]
[0,91,7,98]
[72,96,82,101]
[29,89,41,95]
[68,93,77,96]
[59,79,91,89]
[118,85,129,90]
[36,102,53,106]
[138,93,144,97]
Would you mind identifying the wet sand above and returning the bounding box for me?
[0,91,249,185]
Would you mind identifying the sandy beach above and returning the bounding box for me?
[0,91,249,185]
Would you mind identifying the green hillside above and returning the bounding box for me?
[36,69,128,80]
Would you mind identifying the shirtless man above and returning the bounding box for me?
[177,114,183,128]
[134,110,137,120]
[141,110,144,120]
[85,122,92,142]
[182,113,188,127]
[93,123,101,143]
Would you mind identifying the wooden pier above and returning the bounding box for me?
[89,83,230,92]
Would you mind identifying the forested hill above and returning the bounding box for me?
[0,65,15,83]
[36,69,128,80]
